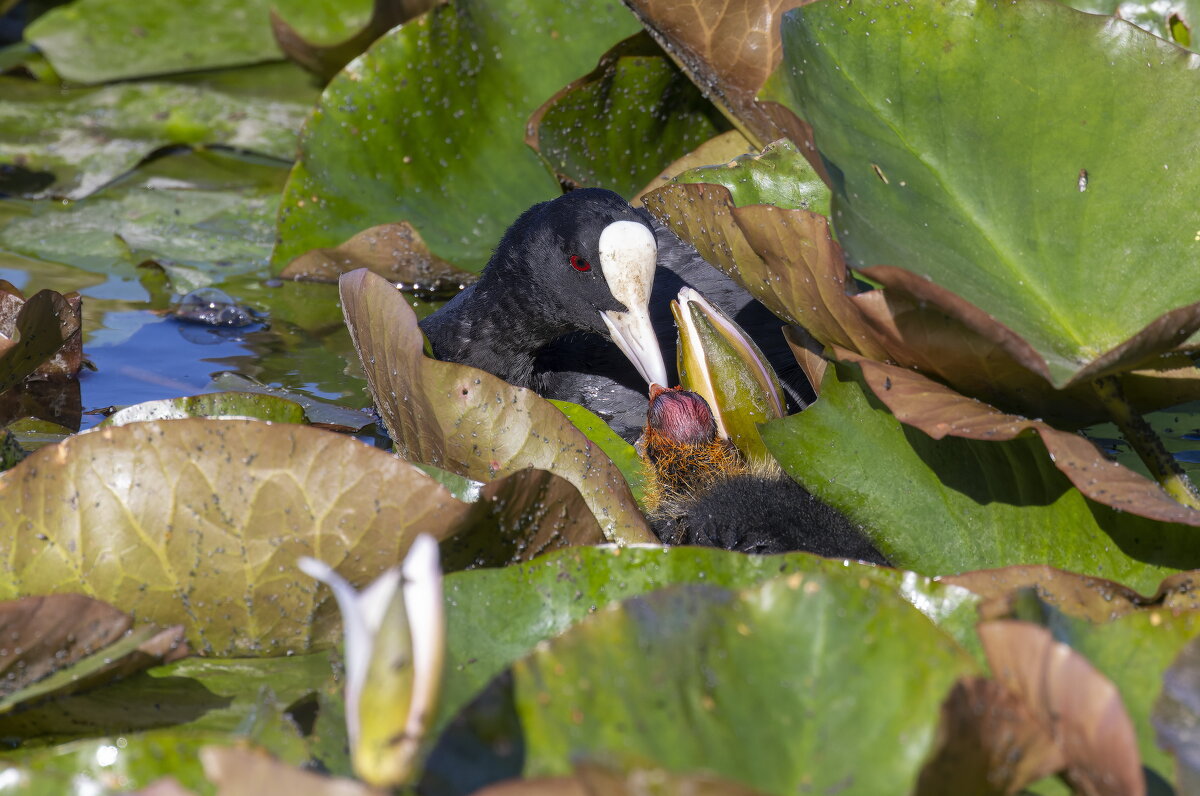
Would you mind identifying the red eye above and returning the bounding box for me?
[570,255,591,272]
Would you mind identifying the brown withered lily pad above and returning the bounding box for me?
[623,0,815,159]
[0,286,84,393]
[840,349,1200,527]
[979,620,1145,796]
[944,565,1200,624]
[0,594,187,718]
[339,268,654,544]
[916,677,1065,795]
[271,0,442,80]
[279,221,472,293]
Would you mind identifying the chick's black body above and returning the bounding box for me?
[645,388,888,564]
[419,188,815,442]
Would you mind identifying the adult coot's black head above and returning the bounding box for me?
[420,188,667,390]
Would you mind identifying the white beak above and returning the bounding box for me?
[597,220,669,389]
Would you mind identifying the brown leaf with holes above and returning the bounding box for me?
[980,621,1145,796]
[270,0,444,80]
[279,221,472,293]
[0,288,84,393]
[624,0,816,158]
[339,268,654,544]
[839,349,1200,526]
[916,677,1065,796]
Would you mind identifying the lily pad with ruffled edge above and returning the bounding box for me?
[272,0,642,273]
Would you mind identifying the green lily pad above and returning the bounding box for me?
[101,392,309,427]
[272,0,642,272]
[23,0,344,84]
[513,572,976,791]
[762,0,1200,387]
[549,399,646,507]
[0,149,289,284]
[436,545,981,735]
[760,362,1200,593]
[0,76,307,200]
[526,32,729,198]
[338,268,654,544]
[205,373,373,430]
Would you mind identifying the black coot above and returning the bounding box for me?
[419,188,814,442]
[644,387,888,563]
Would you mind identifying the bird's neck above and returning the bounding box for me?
[420,276,569,388]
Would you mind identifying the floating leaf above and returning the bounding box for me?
[0,76,308,200]
[102,392,309,427]
[23,0,339,83]
[272,0,642,271]
[271,0,441,80]
[549,399,646,507]
[0,419,467,654]
[514,572,976,791]
[526,32,729,198]
[339,268,653,544]
[279,221,471,292]
[436,545,981,737]
[631,128,754,203]
[763,0,1200,387]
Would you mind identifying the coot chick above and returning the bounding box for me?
[644,387,888,564]
[419,188,814,442]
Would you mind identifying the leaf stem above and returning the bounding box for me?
[1091,375,1200,510]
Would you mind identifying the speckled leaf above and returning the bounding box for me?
[0,419,474,655]
[271,0,440,80]
[760,363,1200,593]
[514,572,976,791]
[623,0,813,154]
[525,32,729,198]
[435,545,981,737]
[272,0,641,272]
[842,350,1200,526]
[339,268,653,544]
[102,392,308,427]
[1153,635,1200,792]
[763,0,1200,387]
[670,137,829,215]
[23,0,342,83]
[0,77,309,200]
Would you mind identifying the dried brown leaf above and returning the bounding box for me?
[979,620,1145,796]
[279,221,471,292]
[0,594,132,693]
[916,677,1065,796]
